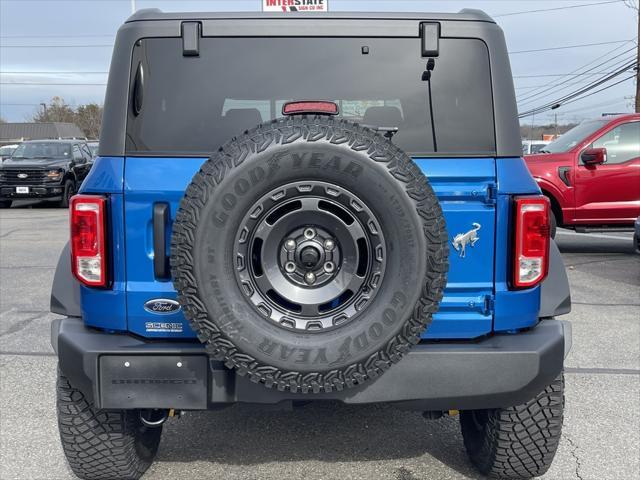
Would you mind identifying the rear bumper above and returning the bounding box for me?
[51,317,571,411]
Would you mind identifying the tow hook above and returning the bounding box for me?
[139,409,171,428]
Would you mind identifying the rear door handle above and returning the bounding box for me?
[153,203,170,279]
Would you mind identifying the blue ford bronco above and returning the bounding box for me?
[50,9,572,480]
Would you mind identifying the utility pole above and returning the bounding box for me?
[40,103,47,120]
[131,0,136,14]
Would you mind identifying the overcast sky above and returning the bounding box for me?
[0,0,637,125]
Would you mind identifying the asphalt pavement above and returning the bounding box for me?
[1,202,638,480]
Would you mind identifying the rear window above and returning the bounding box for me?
[126,37,495,156]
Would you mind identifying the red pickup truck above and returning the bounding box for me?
[524,114,640,237]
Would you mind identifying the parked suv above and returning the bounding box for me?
[525,114,640,237]
[50,9,571,480]
[0,139,93,208]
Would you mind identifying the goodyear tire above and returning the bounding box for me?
[171,116,448,393]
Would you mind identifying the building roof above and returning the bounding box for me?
[0,122,86,142]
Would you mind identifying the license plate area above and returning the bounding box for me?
[16,186,29,194]
[99,355,208,409]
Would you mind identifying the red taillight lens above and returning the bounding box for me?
[282,101,339,116]
[513,196,550,289]
[70,195,107,287]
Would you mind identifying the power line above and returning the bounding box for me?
[1,82,107,86]
[508,39,631,54]
[515,72,630,90]
[520,63,636,116]
[1,71,109,74]
[0,34,114,39]
[518,62,637,117]
[517,53,636,106]
[554,97,630,114]
[519,62,635,116]
[0,44,113,48]
[513,71,633,78]
[494,0,625,17]
[554,75,636,108]
[516,43,637,102]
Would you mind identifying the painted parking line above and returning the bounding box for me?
[556,230,633,242]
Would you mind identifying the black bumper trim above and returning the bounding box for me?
[51,317,569,411]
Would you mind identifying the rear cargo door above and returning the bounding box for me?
[415,158,496,338]
[123,33,499,339]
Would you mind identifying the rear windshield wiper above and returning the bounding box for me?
[362,125,399,140]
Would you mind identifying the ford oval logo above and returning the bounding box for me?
[144,298,181,315]
[17,173,28,179]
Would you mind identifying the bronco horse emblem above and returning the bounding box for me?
[452,223,481,258]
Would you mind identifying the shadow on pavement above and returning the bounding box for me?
[156,402,482,479]
[5,200,62,209]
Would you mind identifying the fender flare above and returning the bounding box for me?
[539,240,571,318]
[50,242,81,317]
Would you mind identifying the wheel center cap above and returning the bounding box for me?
[300,246,321,268]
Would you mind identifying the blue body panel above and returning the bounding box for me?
[78,157,127,331]
[123,157,207,338]
[493,157,542,332]
[78,156,544,340]
[414,158,496,339]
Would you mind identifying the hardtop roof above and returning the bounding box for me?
[126,8,495,24]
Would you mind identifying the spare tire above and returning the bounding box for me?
[171,116,448,393]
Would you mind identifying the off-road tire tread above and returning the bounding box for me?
[171,115,449,394]
[56,369,161,480]
[460,374,564,479]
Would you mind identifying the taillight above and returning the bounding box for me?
[513,196,550,289]
[70,195,107,287]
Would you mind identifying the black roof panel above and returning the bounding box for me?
[126,8,495,23]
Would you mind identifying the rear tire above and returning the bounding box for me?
[0,200,11,209]
[59,179,75,208]
[460,374,564,479]
[56,368,162,480]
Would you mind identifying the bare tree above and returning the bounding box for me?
[31,96,76,123]
[30,97,104,138]
[75,103,103,139]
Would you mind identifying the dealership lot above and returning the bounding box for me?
[1,203,638,480]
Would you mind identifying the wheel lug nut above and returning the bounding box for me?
[304,272,316,284]
[324,239,335,251]
[324,262,335,273]
[285,262,296,273]
[284,239,296,250]
[303,228,316,239]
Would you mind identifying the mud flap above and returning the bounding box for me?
[539,240,571,318]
